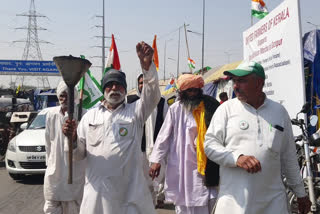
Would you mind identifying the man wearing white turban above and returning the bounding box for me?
[43,81,85,214]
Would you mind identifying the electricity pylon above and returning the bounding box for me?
[13,0,51,89]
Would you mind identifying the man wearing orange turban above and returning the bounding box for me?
[177,74,204,91]
[149,74,220,214]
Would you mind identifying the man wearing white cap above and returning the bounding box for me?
[63,42,160,214]
[43,81,85,214]
[204,61,311,214]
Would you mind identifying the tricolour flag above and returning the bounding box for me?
[78,55,103,109]
[104,34,121,76]
[188,58,195,69]
[152,35,159,71]
[252,0,268,19]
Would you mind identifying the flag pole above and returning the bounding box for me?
[201,0,205,75]
[250,0,253,26]
[251,3,253,27]
[184,23,192,73]
[78,80,84,121]
[78,55,87,121]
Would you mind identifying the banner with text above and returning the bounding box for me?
[243,0,305,120]
[0,60,60,76]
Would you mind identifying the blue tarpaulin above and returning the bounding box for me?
[203,82,218,98]
[303,30,320,131]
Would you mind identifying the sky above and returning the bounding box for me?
[0,0,319,90]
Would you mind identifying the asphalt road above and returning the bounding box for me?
[0,161,175,214]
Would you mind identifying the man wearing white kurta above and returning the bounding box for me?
[149,74,220,214]
[204,61,311,214]
[127,73,168,207]
[63,42,160,214]
[44,81,85,214]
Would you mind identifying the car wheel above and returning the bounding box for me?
[8,173,25,180]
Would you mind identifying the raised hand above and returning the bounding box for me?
[136,41,154,71]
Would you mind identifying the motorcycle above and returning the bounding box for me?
[288,103,320,213]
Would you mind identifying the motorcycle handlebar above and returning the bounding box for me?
[291,118,304,126]
[294,135,303,142]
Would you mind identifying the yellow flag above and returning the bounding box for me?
[16,85,21,95]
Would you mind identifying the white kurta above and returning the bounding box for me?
[142,98,168,205]
[44,106,85,202]
[149,101,216,207]
[74,63,160,214]
[204,98,306,214]
[144,98,168,160]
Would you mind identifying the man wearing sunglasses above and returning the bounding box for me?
[63,42,160,214]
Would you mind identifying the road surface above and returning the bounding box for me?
[0,161,174,214]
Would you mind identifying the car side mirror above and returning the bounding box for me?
[20,122,28,130]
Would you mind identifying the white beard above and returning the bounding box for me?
[59,103,67,109]
[104,90,125,106]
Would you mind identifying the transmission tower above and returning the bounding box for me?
[13,0,51,89]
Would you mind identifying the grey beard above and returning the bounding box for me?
[59,102,67,109]
[179,89,203,112]
[104,91,125,106]
[180,98,202,112]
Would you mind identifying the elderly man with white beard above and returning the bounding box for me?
[44,81,86,214]
[63,41,161,214]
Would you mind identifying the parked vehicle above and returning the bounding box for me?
[5,107,50,180]
[34,91,58,110]
[0,97,35,159]
[287,103,320,213]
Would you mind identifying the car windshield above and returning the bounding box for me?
[28,114,46,129]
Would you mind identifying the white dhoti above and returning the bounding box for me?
[44,200,81,214]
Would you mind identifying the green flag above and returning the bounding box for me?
[78,55,104,109]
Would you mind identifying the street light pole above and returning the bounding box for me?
[224,51,231,63]
[307,21,319,30]
[102,0,105,77]
[177,28,181,79]
[201,0,205,75]
[164,39,173,81]
[184,23,192,73]
[164,41,167,81]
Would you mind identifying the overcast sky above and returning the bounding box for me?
[0,0,319,90]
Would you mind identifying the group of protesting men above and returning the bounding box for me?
[43,41,311,214]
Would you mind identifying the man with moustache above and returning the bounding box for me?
[149,74,220,214]
[44,81,85,214]
[63,42,160,214]
[204,61,311,214]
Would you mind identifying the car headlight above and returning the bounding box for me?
[8,138,17,152]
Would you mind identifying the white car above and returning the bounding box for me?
[5,108,50,180]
